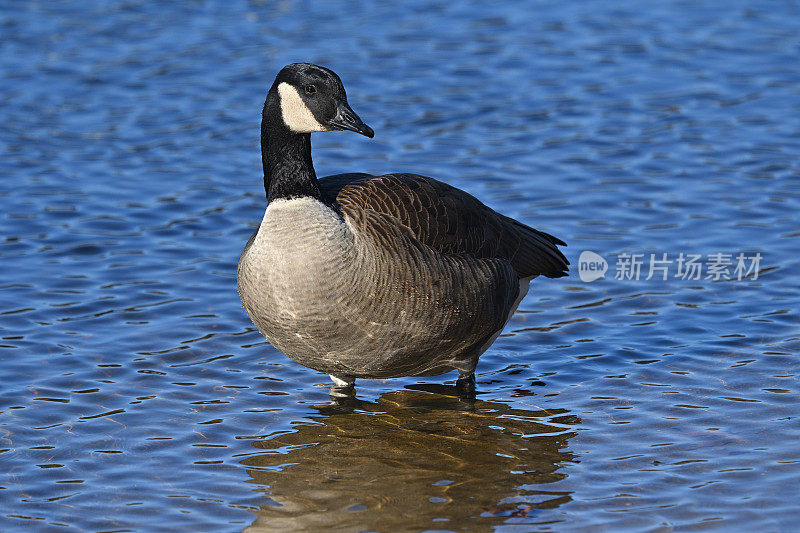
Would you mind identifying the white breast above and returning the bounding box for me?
[239,197,355,320]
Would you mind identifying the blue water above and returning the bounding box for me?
[1,1,799,531]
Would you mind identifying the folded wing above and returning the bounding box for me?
[320,172,569,279]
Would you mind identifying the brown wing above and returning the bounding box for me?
[320,172,569,279]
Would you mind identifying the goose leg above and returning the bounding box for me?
[455,371,476,397]
[330,374,355,387]
[329,374,355,398]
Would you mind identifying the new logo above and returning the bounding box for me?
[578,251,607,282]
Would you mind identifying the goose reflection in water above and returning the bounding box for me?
[242,389,579,531]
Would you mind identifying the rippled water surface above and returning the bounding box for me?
[2,1,799,531]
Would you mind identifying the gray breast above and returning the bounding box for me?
[237,196,519,379]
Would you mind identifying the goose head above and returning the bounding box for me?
[270,63,374,138]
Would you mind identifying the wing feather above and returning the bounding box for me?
[320,173,569,279]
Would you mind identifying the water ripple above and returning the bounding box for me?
[2,0,799,531]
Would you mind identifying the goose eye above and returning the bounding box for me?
[303,84,317,95]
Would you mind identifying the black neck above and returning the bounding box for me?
[261,95,321,202]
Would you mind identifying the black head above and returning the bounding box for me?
[270,63,374,138]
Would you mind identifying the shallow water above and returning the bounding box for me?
[1,0,799,531]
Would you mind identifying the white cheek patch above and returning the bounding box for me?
[277,82,327,133]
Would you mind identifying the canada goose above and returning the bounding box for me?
[237,63,568,395]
